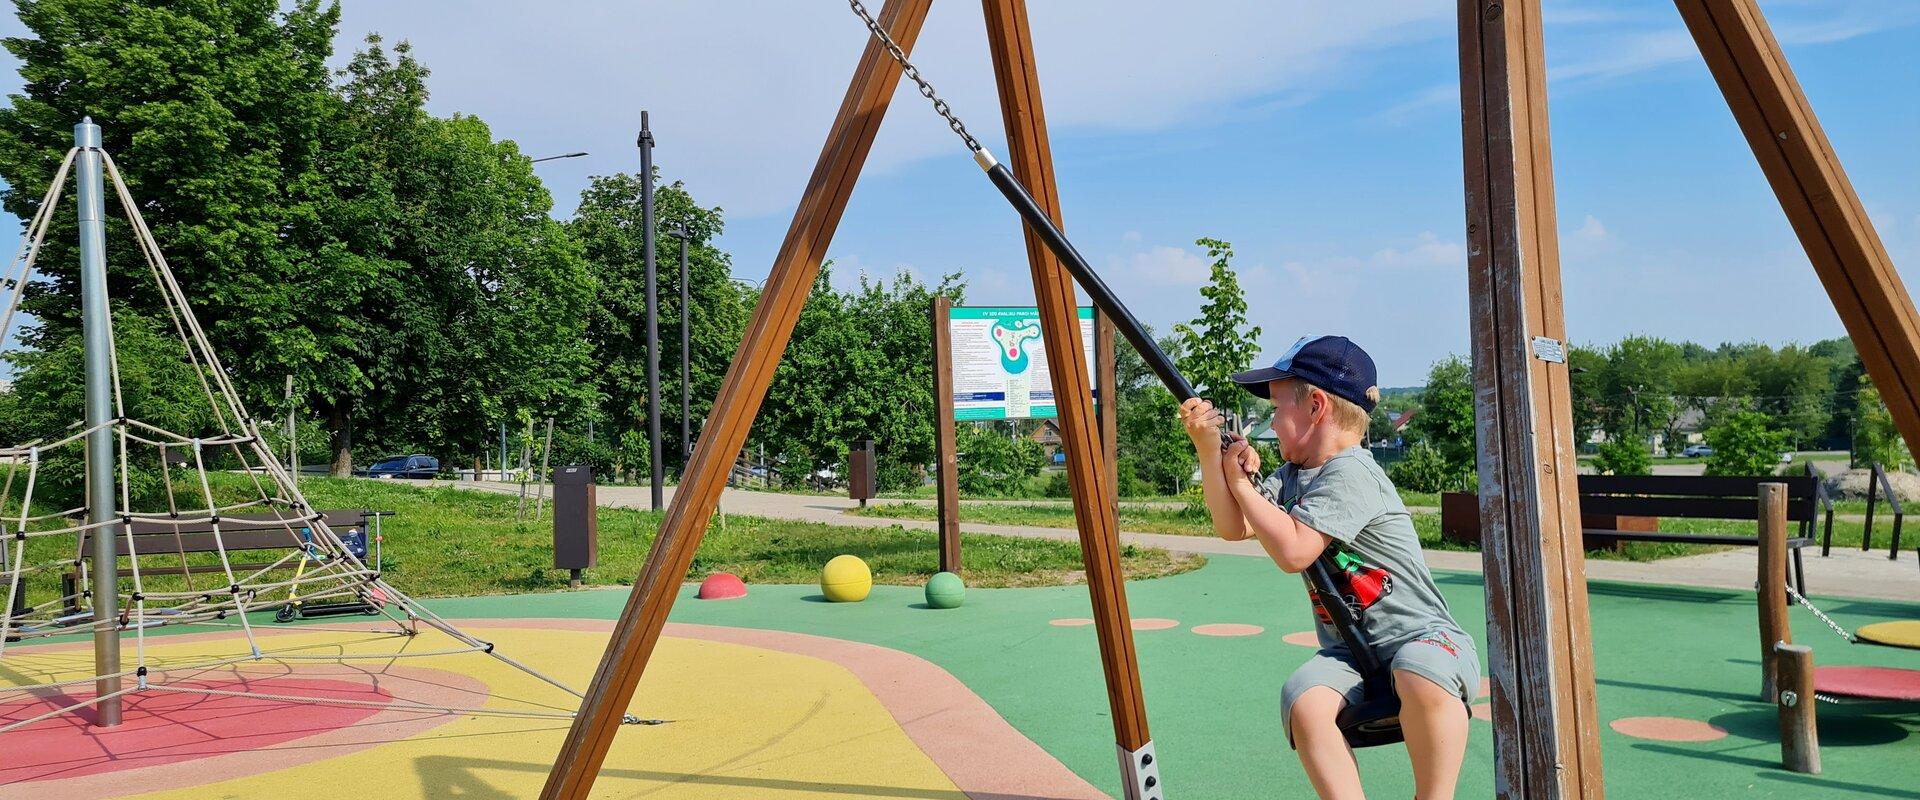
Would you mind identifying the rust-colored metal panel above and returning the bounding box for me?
[1458,0,1605,797]
[933,296,962,572]
[1675,0,1920,467]
[538,1,935,797]
[981,0,1153,761]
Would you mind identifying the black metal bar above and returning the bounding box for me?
[1878,462,1903,559]
[1864,462,1879,552]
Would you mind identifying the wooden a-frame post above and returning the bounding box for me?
[1459,1,1605,796]
[1462,0,1920,796]
[541,1,1160,798]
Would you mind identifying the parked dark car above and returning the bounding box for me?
[364,454,440,479]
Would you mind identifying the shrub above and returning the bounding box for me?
[1703,411,1789,476]
[1593,437,1651,476]
[1388,442,1461,493]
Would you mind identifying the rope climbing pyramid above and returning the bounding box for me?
[0,120,601,736]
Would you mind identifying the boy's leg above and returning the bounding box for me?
[1284,651,1369,800]
[1393,669,1468,800]
[1390,631,1477,800]
[1289,685,1366,800]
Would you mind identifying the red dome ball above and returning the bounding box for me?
[697,572,747,600]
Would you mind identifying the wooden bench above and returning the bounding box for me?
[62,509,386,613]
[1578,474,1823,595]
[1441,475,1829,594]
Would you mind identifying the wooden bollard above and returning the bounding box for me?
[1757,483,1791,702]
[1773,642,1821,774]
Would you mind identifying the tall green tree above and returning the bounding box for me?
[570,173,748,481]
[1407,356,1475,485]
[1853,384,1913,471]
[1114,325,1194,494]
[1173,238,1262,425]
[753,265,961,490]
[0,0,356,440]
[1703,410,1788,477]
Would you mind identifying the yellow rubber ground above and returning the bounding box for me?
[6,625,967,800]
[1856,619,1920,650]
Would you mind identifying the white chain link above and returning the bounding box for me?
[846,0,984,154]
[1784,582,1856,643]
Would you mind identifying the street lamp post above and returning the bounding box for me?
[639,112,663,510]
[530,151,589,164]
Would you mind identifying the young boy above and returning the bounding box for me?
[1178,335,1475,800]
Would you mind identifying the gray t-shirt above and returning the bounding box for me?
[1260,446,1465,652]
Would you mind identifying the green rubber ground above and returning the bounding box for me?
[417,556,1920,799]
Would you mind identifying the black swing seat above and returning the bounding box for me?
[1337,691,1405,748]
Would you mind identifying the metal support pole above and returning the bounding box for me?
[285,374,298,488]
[500,421,509,482]
[640,112,663,511]
[679,230,692,461]
[77,117,121,727]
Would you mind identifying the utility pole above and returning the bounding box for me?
[640,111,663,510]
[76,118,121,727]
[285,375,298,488]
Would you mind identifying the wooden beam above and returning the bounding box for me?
[1773,642,1821,774]
[1457,1,1605,797]
[980,0,1158,794]
[1757,482,1790,702]
[933,295,962,573]
[1675,0,1920,466]
[538,1,935,796]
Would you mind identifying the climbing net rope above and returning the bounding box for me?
[0,145,619,734]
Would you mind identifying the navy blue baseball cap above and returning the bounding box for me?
[1230,335,1380,412]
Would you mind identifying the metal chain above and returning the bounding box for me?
[1784,582,1856,643]
[846,0,984,154]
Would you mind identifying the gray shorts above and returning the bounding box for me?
[1280,628,1479,744]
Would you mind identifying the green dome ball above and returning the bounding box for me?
[924,571,966,609]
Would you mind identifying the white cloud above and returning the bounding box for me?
[1114,244,1211,286]
[318,1,1456,220]
[1368,231,1466,269]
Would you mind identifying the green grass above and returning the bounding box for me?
[2,476,1203,607]
[851,501,1213,537]
[848,497,1899,563]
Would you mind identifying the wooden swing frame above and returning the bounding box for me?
[542,2,1920,798]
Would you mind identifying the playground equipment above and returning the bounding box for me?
[1759,482,1920,774]
[925,571,966,609]
[697,572,748,600]
[0,121,625,736]
[822,554,874,602]
[544,2,1920,799]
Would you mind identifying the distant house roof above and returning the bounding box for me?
[1391,409,1417,431]
[1246,417,1278,441]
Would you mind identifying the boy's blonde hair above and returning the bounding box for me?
[1283,379,1375,436]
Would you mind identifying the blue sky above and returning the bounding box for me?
[3,1,1918,386]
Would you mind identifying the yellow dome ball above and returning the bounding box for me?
[820,554,873,603]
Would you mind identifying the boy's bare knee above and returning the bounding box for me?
[1392,669,1460,709]
[1288,686,1346,740]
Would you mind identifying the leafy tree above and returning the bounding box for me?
[1173,238,1262,425]
[1703,411,1788,476]
[1593,436,1652,476]
[0,0,360,456]
[754,265,961,490]
[1853,384,1913,471]
[1598,336,1680,453]
[954,422,1046,495]
[1407,356,1475,483]
[571,173,748,481]
[1114,326,1194,494]
[1743,344,1834,448]
[1387,442,1457,493]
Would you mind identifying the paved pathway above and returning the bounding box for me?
[465,481,1918,602]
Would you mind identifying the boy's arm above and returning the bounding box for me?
[1220,440,1333,573]
[1178,398,1252,541]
